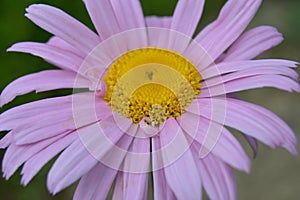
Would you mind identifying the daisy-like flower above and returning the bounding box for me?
[0,0,299,199]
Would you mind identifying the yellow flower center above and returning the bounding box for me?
[103,48,201,126]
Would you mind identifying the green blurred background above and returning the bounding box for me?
[0,0,299,199]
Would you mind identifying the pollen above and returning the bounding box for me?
[103,48,201,126]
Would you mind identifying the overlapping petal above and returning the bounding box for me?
[179,112,250,172]
[111,0,145,30]
[201,59,298,80]
[0,93,110,145]
[26,4,100,54]
[158,119,202,200]
[152,137,176,200]
[195,98,298,154]
[146,16,172,28]
[224,26,283,61]
[21,132,77,186]
[201,75,300,97]
[0,1,298,199]
[171,0,205,37]
[47,36,84,58]
[74,163,118,200]
[47,134,99,194]
[193,149,237,200]
[83,0,121,40]
[0,70,91,107]
[7,42,84,72]
[2,131,69,180]
[195,0,262,60]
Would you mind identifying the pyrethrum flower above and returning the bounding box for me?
[0,0,298,199]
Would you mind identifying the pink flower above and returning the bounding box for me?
[0,0,298,199]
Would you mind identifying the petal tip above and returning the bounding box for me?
[47,181,56,195]
[245,164,251,174]
[241,157,251,173]
[20,177,29,187]
[24,13,30,19]
[6,45,15,52]
[26,4,45,12]
[25,5,37,13]
[0,93,12,107]
[286,144,298,156]
[3,171,11,181]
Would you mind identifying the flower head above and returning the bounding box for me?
[0,0,299,199]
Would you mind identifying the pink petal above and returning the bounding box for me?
[159,118,202,199]
[147,27,192,53]
[224,26,283,61]
[145,17,191,52]
[47,116,125,194]
[146,16,172,48]
[203,66,299,89]
[179,113,250,172]
[0,95,72,130]
[8,104,73,132]
[47,138,98,194]
[229,98,297,154]
[47,36,84,58]
[113,171,148,200]
[21,132,77,185]
[7,42,84,72]
[12,122,73,146]
[26,4,100,54]
[18,100,109,145]
[183,37,215,72]
[0,93,106,131]
[98,126,137,172]
[2,132,68,180]
[74,125,140,200]
[146,16,172,28]
[112,137,150,200]
[196,98,297,154]
[120,135,150,172]
[193,148,236,200]
[111,0,145,30]
[0,133,12,149]
[152,169,176,200]
[171,0,205,37]
[83,0,121,40]
[0,70,91,107]
[73,163,118,200]
[200,74,300,97]
[151,136,177,200]
[0,93,111,145]
[243,134,258,158]
[195,0,262,60]
[219,93,261,158]
[201,59,298,80]
[46,132,97,194]
[110,0,147,49]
